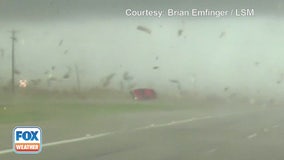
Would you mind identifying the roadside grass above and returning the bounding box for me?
[0,88,228,125]
[0,93,172,125]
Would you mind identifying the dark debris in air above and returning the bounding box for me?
[137,25,151,34]
[14,69,21,75]
[0,49,4,58]
[58,39,63,46]
[63,73,70,79]
[224,87,229,92]
[102,73,116,87]
[153,66,159,70]
[169,79,182,92]
[178,29,183,36]
[123,72,133,81]
[169,79,179,84]
[63,66,72,79]
[219,31,226,38]
[30,79,41,86]
[64,50,68,54]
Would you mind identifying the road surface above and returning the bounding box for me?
[1,102,284,160]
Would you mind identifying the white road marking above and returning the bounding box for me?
[263,128,269,133]
[0,149,13,155]
[43,132,112,147]
[247,133,257,139]
[133,116,213,131]
[195,115,213,120]
[0,132,112,155]
[0,115,215,155]
[206,148,217,154]
[167,121,176,125]
[0,105,275,156]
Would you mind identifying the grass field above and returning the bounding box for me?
[0,101,170,124]
[0,88,271,126]
[0,89,180,125]
[1,89,203,150]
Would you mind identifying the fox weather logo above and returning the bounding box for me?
[13,126,42,154]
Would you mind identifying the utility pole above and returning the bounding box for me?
[74,64,81,92]
[11,30,17,94]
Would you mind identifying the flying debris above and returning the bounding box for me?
[137,25,151,34]
[276,73,284,84]
[155,56,159,60]
[120,81,124,90]
[153,66,159,70]
[169,79,179,84]
[30,79,41,86]
[178,29,183,36]
[224,87,229,92]
[63,66,72,79]
[64,50,68,54]
[219,31,226,38]
[102,73,116,87]
[123,72,133,81]
[46,70,57,87]
[63,73,70,79]
[51,66,56,71]
[169,79,182,91]
[0,49,4,58]
[58,39,63,46]
[13,69,21,75]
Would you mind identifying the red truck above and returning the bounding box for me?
[130,88,157,100]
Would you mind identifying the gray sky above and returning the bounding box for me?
[0,0,283,21]
[0,0,283,98]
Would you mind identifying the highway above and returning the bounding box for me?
[1,102,284,160]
